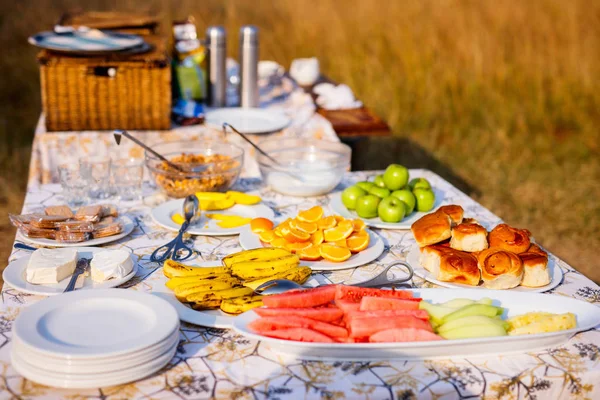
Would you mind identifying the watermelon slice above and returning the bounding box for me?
[360,296,420,311]
[260,327,335,343]
[346,309,430,321]
[334,298,361,313]
[263,285,337,308]
[349,315,433,338]
[335,285,417,301]
[248,316,348,339]
[254,307,343,322]
[369,328,443,343]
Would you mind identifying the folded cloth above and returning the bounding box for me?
[314,83,363,110]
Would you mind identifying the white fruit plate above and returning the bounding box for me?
[330,188,447,230]
[238,228,385,271]
[233,288,600,360]
[406,244,563,293]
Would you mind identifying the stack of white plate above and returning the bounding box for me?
[11,289,179,389]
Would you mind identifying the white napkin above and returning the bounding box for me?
[314,83,363,110]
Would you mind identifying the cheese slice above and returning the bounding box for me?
[90,249,133,282]
[26,248,78,284]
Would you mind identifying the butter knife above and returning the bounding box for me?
[64,258,91,293]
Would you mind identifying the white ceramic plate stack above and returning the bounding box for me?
[10,289,179,389]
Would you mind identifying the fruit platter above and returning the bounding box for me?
[233,285,600,360]
[331,164,446,229]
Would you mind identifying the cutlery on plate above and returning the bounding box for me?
[13,243,38,252]
[254,261,414,295]
[64,258,91,293]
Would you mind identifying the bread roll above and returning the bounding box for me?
[520,244,551,287]
[477,248,524,289]
[450,223,488,252]
[488,224,531,254]
[411,211,452,247]
[438,205,464,226]
[420,245,480,286]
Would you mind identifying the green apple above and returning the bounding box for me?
[408,177,431,191]
[356,181,375,192]
[373,174,386,188]
[377,196,406,223]
[413,188,436,212]
[341,186,367,210]
[368,186,391,199]
[383,164,409,190]
[355,194,381,219]
[390,189,416,214]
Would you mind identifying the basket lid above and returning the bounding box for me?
[58,11,160,32]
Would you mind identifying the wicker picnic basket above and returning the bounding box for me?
[38,12,171,132]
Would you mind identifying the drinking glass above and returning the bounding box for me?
[111,158,144,201]
[57,164,88,207]
[80,156,111,199]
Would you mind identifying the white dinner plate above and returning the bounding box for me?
[330,188,447,230]
[233,288,600,360]
[17,215,135,247]
[28,31,144,53]
[10,342,176,389]
[151,198,274,236]
[238,228,385,271]
[406,244,563,292]
[3,247,138,296]
[205,108,291,134]
[14,289,179,359]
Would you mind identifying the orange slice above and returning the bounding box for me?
[283,227,311,243]
[297,206,324,223]
[331,239,348,247]
[250,218,274,233]
[334,215,345,223]
[259,229,276,243]
[337,219,354,231]
[311,230,324,246]
[320,243,352,262]
[323,224,354,242]
[273,227,284,237]
[292,220,318,234]
[347,230,370,253]
[285,241,312,253]
[317,216,337,230]
[299,244,322,261]
[352,219,366,232]
[270,237,288,249]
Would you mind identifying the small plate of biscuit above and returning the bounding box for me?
[10,204,135,247]
[406,205,563,292]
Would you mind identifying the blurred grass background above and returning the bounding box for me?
[0,0,599,283]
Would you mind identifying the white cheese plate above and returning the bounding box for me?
[205,108,291,134]
[233,288,600,360]
[3,247,138,296]
[151,199,275,236]
[406,244,563,293]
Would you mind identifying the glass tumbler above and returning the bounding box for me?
[80,156,112,199]
[112,158,144,201]
[57,164,88,207]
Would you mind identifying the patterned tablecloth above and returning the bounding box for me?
[2,170,600,399]
[27,90,337,187]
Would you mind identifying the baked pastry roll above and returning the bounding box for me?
[488,224,531,254]
[462,217,480,225]
[438,205,464,226]
[450,223,488,252]
[520,244,551,287]
[477,248,524,289]
[45,205,74,218]
[100,204,119,218]
[420,245,480,286]
[411,211,452,247]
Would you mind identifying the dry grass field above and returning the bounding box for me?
[0,0,599,283]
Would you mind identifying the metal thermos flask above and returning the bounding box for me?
[206,26,227,107]
[239,25,259,107]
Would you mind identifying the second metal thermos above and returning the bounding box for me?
[206,26,227,107]
[239,25,259,107]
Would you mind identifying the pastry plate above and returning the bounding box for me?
[17,215,135,248]
[205,108,291,135]
[233,288,600,360]
[151,198,275,236]
[3,247,138,296]
[238,228,385,271]
[406,244,563,293]
[330,187,447,230]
